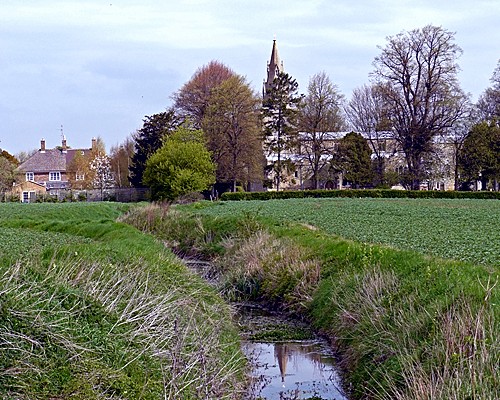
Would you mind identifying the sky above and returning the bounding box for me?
[1,0,499,155]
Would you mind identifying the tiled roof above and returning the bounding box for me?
[65,148,91,165]
[17,147,92,173]
[18,149,67,172]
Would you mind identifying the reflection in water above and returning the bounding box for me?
[275,344,288,383]
[243,340,346,399]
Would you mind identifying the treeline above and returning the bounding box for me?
[116,24,499,200]
[4,25,497,200]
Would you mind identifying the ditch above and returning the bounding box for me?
[184,260,348,400]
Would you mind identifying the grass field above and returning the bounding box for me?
[192,198,500,266]
[0,202,245,399]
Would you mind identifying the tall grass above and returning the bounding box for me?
[319,268,498,399]
[122,204,321,314]
[124,201,499,400]
[0,202,246,399]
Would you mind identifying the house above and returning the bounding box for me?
[13,137,98,202]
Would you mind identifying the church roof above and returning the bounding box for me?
[268,39,283,78]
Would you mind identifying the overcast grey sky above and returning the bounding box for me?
[1,0,498,155]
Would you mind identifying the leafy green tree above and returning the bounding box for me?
[372,25,470,190]
[262,71,302,190]
[0,151,18,195]
[129,109,179,187]
[299,71,346,189]
[332,132,373,188]
[143,126,216,201]
[458,120,500,190]
[202,75,264,191]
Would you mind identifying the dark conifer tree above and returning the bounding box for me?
[129,109,180,187]
[332,131,374,188]
[262,71,302,191]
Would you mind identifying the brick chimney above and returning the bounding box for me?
[40,138,46,153]
[91,137,97,152]
[61,135,67,153]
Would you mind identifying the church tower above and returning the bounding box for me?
[263,39,284,99]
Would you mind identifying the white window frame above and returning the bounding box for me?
[75,172,85,181]
[22,191,35,203]
[49,171,61,181]
[26,172,34,181]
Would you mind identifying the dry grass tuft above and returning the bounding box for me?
[216,229,321,313]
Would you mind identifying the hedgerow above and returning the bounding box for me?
[220,188,500,201]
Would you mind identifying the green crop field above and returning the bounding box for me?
[193,198,500,266]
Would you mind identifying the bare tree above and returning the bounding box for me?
[346,83,393,186]
[477,60,500,121]
[372,25,470,190]
[67,150,92,190]
[110,136,135,188]
[173,61,236,128]
[299,71,346,189]
[202,75,264,191]
[15,149,37,164]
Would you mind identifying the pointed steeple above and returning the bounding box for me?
[263,39,284,99]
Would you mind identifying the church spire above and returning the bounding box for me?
[263,39,284,99]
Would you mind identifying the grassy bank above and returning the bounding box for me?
[0,203,245,399]
[123,200,499,400]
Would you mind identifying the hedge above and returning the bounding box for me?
[220,189,500,201]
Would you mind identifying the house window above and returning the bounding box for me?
[76,172,85,181]
[22,191,35,203]
[26,172,34,181]
[49,172,61,181]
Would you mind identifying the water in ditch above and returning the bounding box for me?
[234,303,347,400]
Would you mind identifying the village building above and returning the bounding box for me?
[13,137,98,202]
